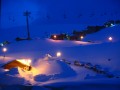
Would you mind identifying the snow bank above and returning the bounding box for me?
[33,59,76,75]
[34,60,76,82]
[18,59,76,82]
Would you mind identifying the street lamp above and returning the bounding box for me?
[2,47,7,60]
[108,37,113,41]
[24,10,31,40]
[53,35,57,39]
[56,52,61,57]
[80,36,84,40]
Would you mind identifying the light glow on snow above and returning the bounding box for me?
[17,59,32,66]
[48,39,62,43]
[4,69,9,71]
[75,41,90,45]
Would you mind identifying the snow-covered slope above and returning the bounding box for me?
[0,36,120,89]
[0,24,120,74]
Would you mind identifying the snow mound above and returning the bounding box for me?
[34,60,75,75]
[18,59,76,82]
[33,60,76,82]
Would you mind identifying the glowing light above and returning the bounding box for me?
[108,37,113,41]
[48,38,62,43]
[4,69,9,71]
[110,23,115,27]
[17,59,32,66]
[80,36,84,39]
[56,52,61,57]
[2,48,7,52]
[53,35,57,39]
[0,43,4,47]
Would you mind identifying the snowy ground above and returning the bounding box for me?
[0,38,120,90]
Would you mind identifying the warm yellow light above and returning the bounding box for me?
[108,37,113,41]
[54,35,57,39]
[3,48,7,52]
[17,59,32,66]
[80,36,84,39]
[56,52,61,57]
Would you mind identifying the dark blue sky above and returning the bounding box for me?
[1,0,120,29]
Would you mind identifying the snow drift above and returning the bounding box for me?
[18,59,76,82]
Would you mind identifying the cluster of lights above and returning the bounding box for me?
[0,41,10,47]
[104,21,116,28]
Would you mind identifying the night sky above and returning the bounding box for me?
[1,0,120,28]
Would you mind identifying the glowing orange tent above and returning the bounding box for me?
[2,60,32,71]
